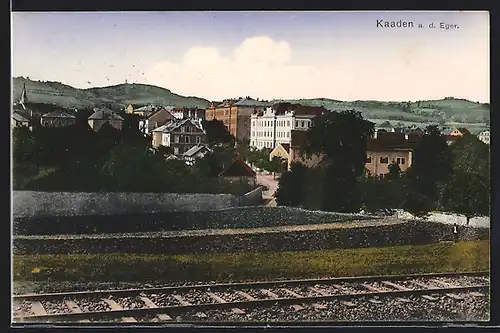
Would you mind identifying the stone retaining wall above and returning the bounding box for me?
[13,221,489,255]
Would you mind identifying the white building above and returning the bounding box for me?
[478,130,490,145]
[250,105,322,149]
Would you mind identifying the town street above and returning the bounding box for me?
[256,171,279,207]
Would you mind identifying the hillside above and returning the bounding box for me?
[12,77,211,109]
[278,98,490,133]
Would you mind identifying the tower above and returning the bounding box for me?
[19,83,28,109]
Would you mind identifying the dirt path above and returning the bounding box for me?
[256,172,279,207]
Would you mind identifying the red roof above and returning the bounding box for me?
[219,156,256,177]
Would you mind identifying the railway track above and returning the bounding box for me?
[13,271,489,323]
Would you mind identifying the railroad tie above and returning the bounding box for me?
[30,301,47,316]
[331,284,358,307]
[280,288,305,311]
[171,295,208,318]
[205,292,245,315]
[65,300,91,323]
[307,287,329,309]
[261,289,305,312]
[430,279,484,298]
[137,296,172,321]
[410,281,457,300]
[362,283,412,303]
[382,281,437,301]
[235,291,256,301]
[101,298,137,323]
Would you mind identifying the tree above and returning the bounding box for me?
[450,134,489,180]
[387,162,401,180]
[304,110,374,212]
[275,162,307,207]
[202,119,235,146]
[269,156,284,179]
[441,170,490,225]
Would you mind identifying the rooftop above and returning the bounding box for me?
[183,144,211,158]
[42,110,76,119]
[88,107,124,121]
[219,156,256,178]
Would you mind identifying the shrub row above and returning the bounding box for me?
[13,220,489,255]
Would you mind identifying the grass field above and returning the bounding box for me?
[13,241,489,286]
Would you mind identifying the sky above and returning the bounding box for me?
[12,11,489,102]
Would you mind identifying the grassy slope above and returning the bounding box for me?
[13,240,489,284]
[12,77,211,109]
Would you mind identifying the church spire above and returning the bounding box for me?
[20,83,28,106]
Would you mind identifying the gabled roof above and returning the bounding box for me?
[151,118,204,133]
[183,145,212,158]
[88,107,124,120]
[234,98,270,107]
[148,108,176,121]
[12,112,29,122]
[272,102,326,116]
[219,156,256,177]
[135,105,158,112]
[42,110,76,118]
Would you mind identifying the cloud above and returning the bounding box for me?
[146,36,319,101]
[145,36,489,102]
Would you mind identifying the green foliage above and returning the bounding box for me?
[275,162,307,207]
[441,171,490,224]
[202,119,235,146]
[450,134,490,180]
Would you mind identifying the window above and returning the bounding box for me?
[380,157,389,164]
[252,121,255,127]
[287,132,290,138]
[287,121,290,127]
[401,158,406,165]
[301,121,305,127]
[396,158,401,164]
[174,135,180,143]
[180,126,185,133]
[196,136,201,144]
[366,156,372,163]
[295,121,299,127]
[174,147,179,155]
[185,136,190,144]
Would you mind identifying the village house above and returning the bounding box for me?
[478,130,490,145]
[205,97,270,142]
[151,118,206,155]
[88,107,124,131]
[40,110,76,128]
[133,105,160,117]
[182,144,212,166]
[269,143,291,169]
[445,127,470,145]
[218,155,257,186]
[138,107,176,135]
[125,104,134,114]
[250,103,326,150]
[287,129,423,177]
[12,111,30,129]
[12,83,43,127]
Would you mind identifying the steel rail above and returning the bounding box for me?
[13,271,489,301]
[14,284,489,322]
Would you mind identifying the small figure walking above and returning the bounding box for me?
[453,223,459,242]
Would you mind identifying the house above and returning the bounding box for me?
[88,107,124,131]
[170,107,206,121]
[364,132,422,177]
[182,144,212,165]
[250,103,326,150]
[40,110,76,128]
[288,129,422,177]
[12,83,43,126]
[125,104,134,114]
[205,97,270,142]
[269,143,291,169]
[446,127,470,145]
[133,104,160,117]
[12,111,30,129]
[478,130,490,145]
[219,155,257,186]
[139,107,176,135]
[151,118,206,155]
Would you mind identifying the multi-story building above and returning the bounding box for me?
[287,129,423,177]
[205,97,269,142]
[151,118,206,155]
[139,107,176,135]
[478,130,490,145]
[250,103,326,150]
[88,107,124,131]
[40,110,76,128]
